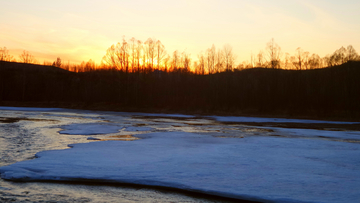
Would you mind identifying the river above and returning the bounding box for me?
[1,107,359,203]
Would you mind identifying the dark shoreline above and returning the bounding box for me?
[1,61,360,123]
[0,101,359,122]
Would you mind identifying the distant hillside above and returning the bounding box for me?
[0,61,359,120]
[0,61,69,73]
[0,61,74,102]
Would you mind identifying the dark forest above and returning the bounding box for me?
[0,60,359,120]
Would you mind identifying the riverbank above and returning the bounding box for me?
[1,61,360,122]
[0,101,358,122]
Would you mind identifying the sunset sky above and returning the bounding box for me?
[1,0,359,64]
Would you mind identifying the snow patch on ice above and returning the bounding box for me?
[1,132,360,203]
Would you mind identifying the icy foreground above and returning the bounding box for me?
[1,131,360,203]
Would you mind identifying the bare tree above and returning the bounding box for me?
[106,39,129,72]
[0,47,13,61]
[223,44,235,71]
[181,51,191,72]
[142,43,147,71]
[266,38,281,69]
[243,60,253,69]
[283,53,291,69]
[116,38,130,73]
[102,44,118,69]
[129,37,136,72]
[329,46,347,66]
[136,40,142,72]
[294,47,303,70]
[197,52,205,75]
[114,43,123,70]
[163,54,170,72]
[19,50,34,64]
[215,48,224,72]
[63,60,70,71]
[303,51,310,70]
[322,55,331,67]
[155,40,166,70]
[236,63,245,70]
[145,38,156,70]
[102,40,129,71]
[256,50,264,67]
[346,45,359,61]
[308,53,321,69]
[250,52,255,68]
[171,50,179,71]
[206,45,216,74]
[53,57,62,67]
[193,61,199,74]
[85,59,95,71]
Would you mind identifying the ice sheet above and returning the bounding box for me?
[59,123,122,135]
[268,127,360,140]
[125,126,153,132]
[1,132,359,203]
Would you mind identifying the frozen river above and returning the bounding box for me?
[0,107,360,202]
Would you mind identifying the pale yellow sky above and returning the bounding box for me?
[1,0,359,64]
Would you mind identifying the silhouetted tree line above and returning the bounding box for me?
[98,38,360,72]
[1,59,359,119]
[1,39,360,119]
[1,38,359,72]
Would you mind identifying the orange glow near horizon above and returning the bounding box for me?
[1,1,360,67]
